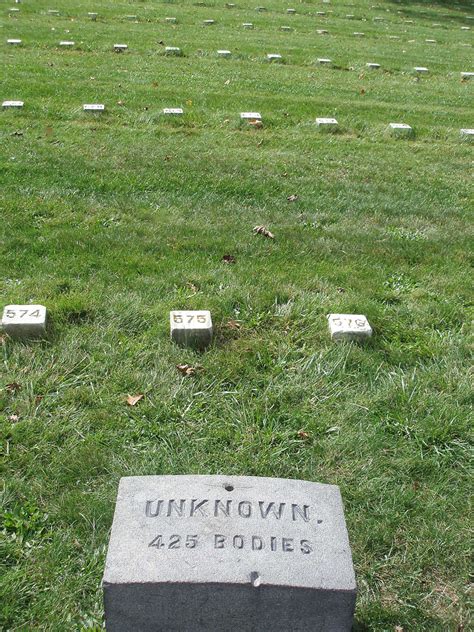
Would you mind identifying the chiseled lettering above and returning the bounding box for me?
[282,538,294,552]
[214,534,225,549]
[270,536,277,551]
[190,499,208,517]
[252,536,264,550]
[214,499,231,517]
[145,499,163,517]
[167,499,186,517]
[300,539,313,554]
[238,501,252,518]
[233,535,244,549]
[291,504,310,522]
[259,501,286,520]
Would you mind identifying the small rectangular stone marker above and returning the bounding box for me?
[165,17,177,23]
[83,103,105,111]
[460,129,474,139]
[317,29,329,35]
[255,6,267,11]
[287,8,296,14]
[414,66,428,73]
[280,26,292,32]
[204,19,215,25]
[389,122,413,137]
[318,58,332,64]
[328,314,372,341]
[226,3,236,8]
[7,39,22,44]
[425,39,436,43]
[59,41,75,47]
[353,32,365,36]
[217,49,231,57]
[316,117,338,130]
[47,9,59,15]
[461,72,474,79]
[170,310,212,348]
[165,46,182,55]
[2,304,47,338]
[103,475,356,632]
[125,15,137,21]
[241,111,262,122]
[9,8,20,13]
[242,22,254,29]
[2,100,23,108]
[316,11,326,16]
[162,108,184,115]
[88,12,98,20]
[267,53,282,62]
[367,62,380,69]
[114,44,128,51]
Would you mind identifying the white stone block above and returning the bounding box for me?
[48,9,59,15]
[316,117,338,130]
[316,11,326,16]
[163,108,184,115]
[9,8,20,13]
[83,103,105,111]
[2,100,23,108]
[88,12,98,20]
[7,39,22,44]
[114,44,128,51]
[317,29,329,35]
[242,23,254,29]
[460,129,474,139]
[280,26,292,32]
[204,19,215,25]
[328,314,372,341]
[389,35,400,40]
[226,3,236,8]
[217,49,231,57]
[425,39,436,43]
[165,17,177,23]
[2,305,47,338]
[353,32,365,36]
[461,72,474,79]
[346,15,355,19]
[170,310,213,348]
[165,46,182,55]
[255,6,267,12]
[367,62,380,69]
[318,58,332,65]
[287,8,296,14]
[125,15,137,21]
[59,41,75,47]
[240,112,262,122]
[414,66,429,73]
[461,26,470,30]
[389,122,413,136]
[267,53,282,62]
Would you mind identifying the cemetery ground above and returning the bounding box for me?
[0,0,472,630]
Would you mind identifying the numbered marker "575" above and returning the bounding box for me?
[170,310,213,349]
[2,304,47,338]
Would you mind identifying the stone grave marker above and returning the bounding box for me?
[204,19,215,26]
[353,32,365,36]
[318,58,332,65]
[461,72,474,79]
[165,46,182,56]
[83,103,105,112]
[48,9,59,15]
[425,39,436,44]
[103,474,357,632]
[389,122,413,137]
[267,53,283,62]
[170,310,212,348]
[317,29,329,35]
[316,117,338,131]
[125,15,137,21]
[316,11,326,16]
[2,304,47,338]
[59,41,75,47]
[414,66,429,73]
[280,26,292,32]
[162,108,184,115]
[241,111,262,124]
[7,39,22,45]
[226,3,236,8]
[217,49,232,57]
[255,6,267,12]
[287,8,296,14]
[327,314,372,341]
[366,62,380,69]
[165,17,177,23]
[2,100,23,108]
[114,44,128,52]
[460,128,474,140]
[243,23,254,29]
[9,8,20,14]
[88,12,98,21]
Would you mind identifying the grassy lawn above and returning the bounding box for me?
[1,0,472,629]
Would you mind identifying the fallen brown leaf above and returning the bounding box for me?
[35,395,44,406]
[253,225,275,239]
[176,364,203,377]
[186,281,199,293]
[360,88,366,95]
[117,100,125,106]
[127,394,144,406]
[225,319,241,330]
[287,194,298,202]
[222,254,236,264]
[6,382,22,393]
[297,430,310,440]
[8,414,20,423]
[249,120,263,128]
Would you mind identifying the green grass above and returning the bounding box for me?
[1,0,472,629]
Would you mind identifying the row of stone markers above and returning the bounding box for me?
[3,102,473,138]
[1,305,372,344]
[5,38,473,79]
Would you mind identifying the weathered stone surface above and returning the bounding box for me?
[103,475,356,631]
[2,304,47,338]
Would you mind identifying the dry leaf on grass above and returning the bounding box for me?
[222,254,236,264]
[297,430,310,440]
[287,194,299,202]
[249,120,263,129]
[126,394,144,406]
[6,382,22,393]
[253,225,274,239]
[176,364,203,377]
[225,319,241,330]
[35,395,44,406]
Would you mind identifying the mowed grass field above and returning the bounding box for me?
[1,0,472,629]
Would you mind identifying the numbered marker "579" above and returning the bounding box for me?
[2,304,47,338]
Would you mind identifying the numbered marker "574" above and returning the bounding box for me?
[2,304,47,338]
